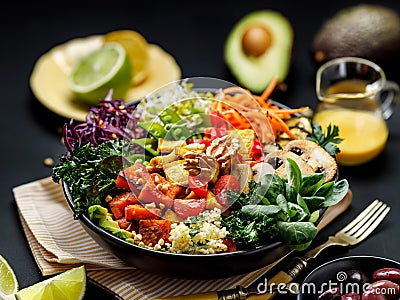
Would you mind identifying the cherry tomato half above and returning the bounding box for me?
[174,198,207,220]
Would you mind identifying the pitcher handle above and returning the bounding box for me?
[380,80,399,120]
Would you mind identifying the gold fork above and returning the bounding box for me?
[157,199,390,300]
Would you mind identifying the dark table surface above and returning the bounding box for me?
[1,0,400,299]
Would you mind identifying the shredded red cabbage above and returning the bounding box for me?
[63,99,138,153]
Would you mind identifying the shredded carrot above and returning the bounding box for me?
[267,110,297,139]
[209,77,309,143]
[260,76,279,102]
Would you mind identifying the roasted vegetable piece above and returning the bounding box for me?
[205,190,224,210]
[138,181,175,209]
[158,139,186,153]
[284,139,337,183]
[125,204,160,221]
[109,192,139,219]
[116,217,134,231]
[147,151,178,172]
[137,172,186,209]
[150,173,186,200]
[222,238,237,252]
[139,219,172,245]
[163,160,190,186]
[116,162,148,194]
[115,174,130,191]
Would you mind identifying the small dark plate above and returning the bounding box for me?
[297,255,400,299]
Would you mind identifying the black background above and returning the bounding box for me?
[1,0,400,299]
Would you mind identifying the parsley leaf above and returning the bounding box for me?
[307,122,343,156]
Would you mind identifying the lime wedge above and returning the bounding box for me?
[104,30,150,85]
[0,255,18,298]
[15,266,86,300]
[68,42,132,104]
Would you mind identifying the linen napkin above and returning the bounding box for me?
[13,177,352,300]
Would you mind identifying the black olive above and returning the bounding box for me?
[346,269,370,286]
[289,146,304,156]
[267,157,283,169]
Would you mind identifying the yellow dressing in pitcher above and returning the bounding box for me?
[313,109,388,166]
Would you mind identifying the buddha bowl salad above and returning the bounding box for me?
[53,80,348,254]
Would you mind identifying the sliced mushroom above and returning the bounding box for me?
[284,139,337,182]
[264,150,315,179]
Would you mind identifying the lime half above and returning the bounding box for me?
[16,266,86,300]
[68,42,132,104]
[104,30,150,85]
[0,255,18,298]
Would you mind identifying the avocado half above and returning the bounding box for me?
[311,4,400,72]
[224,10,294,93]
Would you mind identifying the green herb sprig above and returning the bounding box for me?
[307,122,343,156]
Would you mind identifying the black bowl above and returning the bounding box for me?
[63,181,293,279]
[297,255,400,299]
[60,78,330,279]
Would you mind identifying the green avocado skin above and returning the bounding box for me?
[312,4,400,73]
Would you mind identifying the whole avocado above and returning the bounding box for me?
[312,4,400,73]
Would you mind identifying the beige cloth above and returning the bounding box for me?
[13,177,351,299]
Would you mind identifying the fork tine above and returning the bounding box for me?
[338,200,381,233]
[356,205,390,241]
[350,202,388,236]
[346,200,385,235]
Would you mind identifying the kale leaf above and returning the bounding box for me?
[222,210,279,249]
[52,139,134,215]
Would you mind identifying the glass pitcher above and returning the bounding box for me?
[313,57,399,166]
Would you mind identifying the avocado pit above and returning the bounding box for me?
[241,24,272,57]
